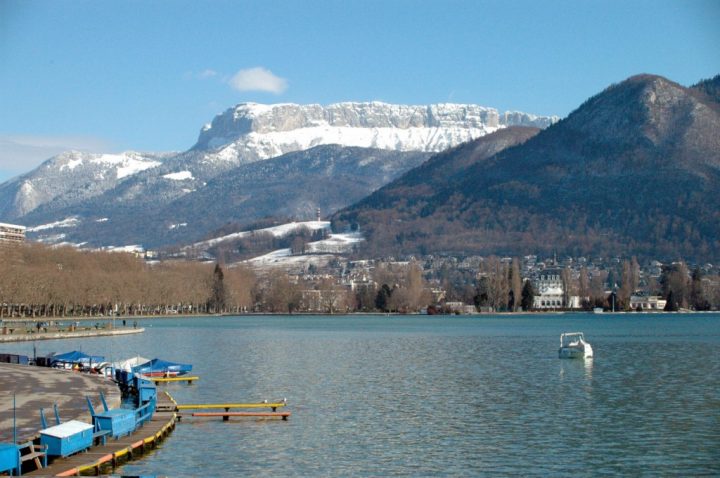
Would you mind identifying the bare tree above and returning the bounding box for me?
[318,277,349,314]
[509,259,523,311]
[480,257,509,311]
[561,267,574,308]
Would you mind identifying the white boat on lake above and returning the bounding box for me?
[559,332,593,359]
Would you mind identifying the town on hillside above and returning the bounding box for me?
[1,221,717,317]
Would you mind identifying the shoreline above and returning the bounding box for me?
[2,309,714,322]
[0,327,145,343]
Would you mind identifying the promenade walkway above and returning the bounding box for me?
[0,327,144,343]
[25,393,176,476]
[0,364,120,444]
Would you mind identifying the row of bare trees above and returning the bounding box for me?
[0,244,433,317]
[6,242,713,317]
[0,244,256,318]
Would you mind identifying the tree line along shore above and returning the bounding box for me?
[1,242,717,319]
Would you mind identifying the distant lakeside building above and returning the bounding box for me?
[0,222,26,245]
[629,294,667,311]
[532,269,580,309]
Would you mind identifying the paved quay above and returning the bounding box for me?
[0,327,144,343]
[0,364,121,443]
[24,392,176,477]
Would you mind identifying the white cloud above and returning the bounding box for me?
[0,134,112,183]
[228,67,288,94]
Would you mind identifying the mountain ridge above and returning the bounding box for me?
[0,101,558,229]
[333,73,720,261]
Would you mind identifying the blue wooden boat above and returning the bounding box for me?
[132,358,192,377]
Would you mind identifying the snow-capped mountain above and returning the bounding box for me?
[193,101,557,160]
[0,101,557,248]
[0,150,169,219]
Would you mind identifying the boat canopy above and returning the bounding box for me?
[560,332,585,347]
[113,356,151,372]
[132,358,192,376]
[50,350,105,366]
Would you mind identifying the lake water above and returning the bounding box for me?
[4,313,720,476]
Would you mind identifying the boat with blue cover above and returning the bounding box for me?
[132,358,192,377]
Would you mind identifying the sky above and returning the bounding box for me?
[0,0,718,182]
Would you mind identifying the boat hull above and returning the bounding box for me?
[558,345,593,359]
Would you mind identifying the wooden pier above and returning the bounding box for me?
[175,401,290,421]
[149,375,199,385]
[25,392,177,476]
[190,411,290,421]
[176,402,286,411]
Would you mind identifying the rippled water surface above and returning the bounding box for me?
[6,314,720,476]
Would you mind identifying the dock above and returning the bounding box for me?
[24,392,177,476]
[175,401,290,421]
[176,402,287,411]
[190,411,290,420]
[149,375,199,384]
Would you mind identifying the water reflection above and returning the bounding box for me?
[559,357,592,381]
[2,314,719,476]
[584,357,593,380]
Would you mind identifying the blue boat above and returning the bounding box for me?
[132,358,192,377]
[50,351,104,370]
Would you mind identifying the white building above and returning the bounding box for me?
[532,270,580,309]
[0,222,26,244]
[629,295,667,310]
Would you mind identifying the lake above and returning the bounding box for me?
[3,313,719,476]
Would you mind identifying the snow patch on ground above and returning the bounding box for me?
[102,245,145,254]
[306,232,364,254]
[36,233,67,243]
[245,230,364,269]
[27,217,80,232]
[194,220,331,248]
[116,159,161,179]
[90,153,161,179]
[61,158,84,171]
[163,171,194,181]
[246,249,336,269]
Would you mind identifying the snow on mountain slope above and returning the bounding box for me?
[0,150,167,219]
[244,228,362,270]
[306,231,364,254]
[25,216,80,232]
[194,102,558,165]
[1,101,557,246]
[192,220,331,248]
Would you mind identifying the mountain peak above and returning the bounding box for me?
[193,101,558,152]
[333,73,720,260]
[558,73,720,150]
[691,74,720,104]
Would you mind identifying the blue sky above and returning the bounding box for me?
[1,0,718,182]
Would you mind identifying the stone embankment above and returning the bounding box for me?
[0,327,144,343]
[0,364,121,443]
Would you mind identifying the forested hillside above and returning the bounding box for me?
[334,74,720,261]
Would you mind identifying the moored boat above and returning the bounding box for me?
[558,332,593,359]
[132,358,192,377]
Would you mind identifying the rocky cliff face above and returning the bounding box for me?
[0,101,557,225]
[193,101,558,153]
[0,100,557,247]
